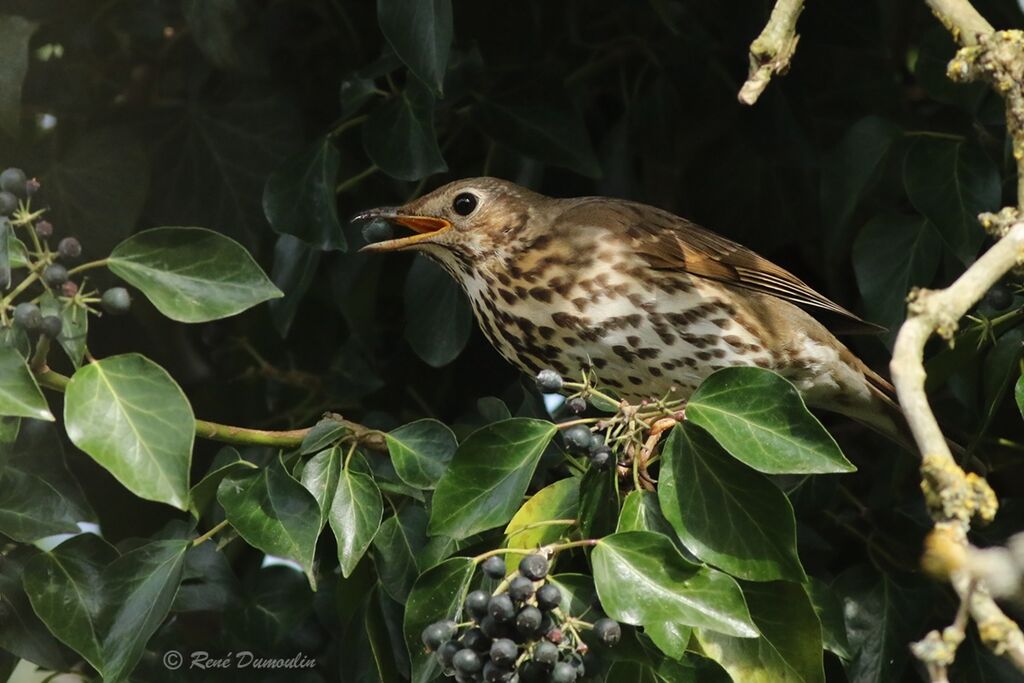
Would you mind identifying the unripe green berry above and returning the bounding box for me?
[101,287,131,314]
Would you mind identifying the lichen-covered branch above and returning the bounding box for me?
[737,0,805,105]
[890,2,1024,674]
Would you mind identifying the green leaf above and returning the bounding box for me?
[578,463,620,539]
[403,557,475,683]
[617,490,689,555]
[45,127,151,258]
[659,424,806,582]
[64,354,193,510]
[39,292,88,368]
[0,420,94,542]
[217,457,321,589]
[6,228,27,269]
[0,416,16,444]
[1016,373,1024,421]
[386,418,458,489]
[188,447,257,517]
[0,323,29,358]
[0,346,53,421]
[593,532,758,659]
[108,227,282,323]
[853,214,943,337]
[363,81,447,181]
[807,578,853,661]
[268,234,321,337]
[686,368,854,475]
[377,0,453,96]
[0,218,10,290]
[300,417,351,454]
[504,477,579,566]
[0,547,76,672]
[404,257,472,367]
[695,581,823,683]
[263,137,345,250]
[473,100,601,178]
[299,446,343,531]
[330,455,384,577]
[903,137,999,264]
[0,15,38,137]
[430,418,557,539]
[373,505,429,603]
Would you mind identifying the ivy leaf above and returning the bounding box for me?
[363,80,447,181]
[853,214,943,337]
[0,16,36,136]
[403,557,475,683]
[807,579,853,661]
[373,504,430,603]
[263,137,345,251]
[268,234,321,337]
[430,418,557,539]
[403,255,472,367]
[0,346,53,421]
[299,446,342,531]
[592,531,759,655]
[0,420,94,542]
[695,581,824,683]
[1016,374,1024,421]
[659,424,806,582]
[503,477,579,566]
[0,547,77,672]
[108,227,283,323]
[217,457,321,589]
[376,0,453,96]
[617,490,689,556]
[64,354,193,510]
[329,455,384,577]
[39,292,88,368]
[903,137,999,264]
[578,463,619,539]
[686,368,854,475]
[0,218,10,290]
[386,418,458,489]
[188,447,257,518]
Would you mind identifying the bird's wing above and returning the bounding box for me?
[562,198,885,334]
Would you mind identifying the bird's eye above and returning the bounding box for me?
[452,192,478,216]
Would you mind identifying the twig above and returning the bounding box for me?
[737,0,805,105]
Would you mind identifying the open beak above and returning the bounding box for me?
[353,207,452,253]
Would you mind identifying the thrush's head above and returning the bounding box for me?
[354,177,546,271]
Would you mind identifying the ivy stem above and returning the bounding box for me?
[30,337,50,372]
[328,114,369,138]
[66,258,109,277]
[555,417,602,430]
[504,519,577,540]
[336,164,378,194]
[192,519,230,546]
[473,538,599,564]
[1,267,41,308]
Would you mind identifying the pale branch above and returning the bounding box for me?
[925,0,995,46]
[737,0,805,105]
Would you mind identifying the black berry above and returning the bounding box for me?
[42,263,68,287]
[480,615,509,640]
[563,425,592,454]
[57,237,82,261]
[452,648,483,674]
[489,638,518,667]
[0,168,26,196]
[0,191,16,216]
[519,554,549,581]
[421,620,456,651]
[436,640,460,668]
[362,220,394,244]
[593,618,621,646]
[13,303,41,331]
[461,627,491,652]
[482,556,506,579]
[566,396,587,414]
[533,640,558,666]
[551,661,577,682]
[488,594,516,623]
[590,445,612,470]
[986,284,1014,311]
[39,315,62,339]
[518,661,549,682]
[101,287,131,314]
[483,660,514,682]
[535,369,563,393]
[507,575,535,602]
[35,220,53,238]
[535,583,562,611]
[515,606,543,637]
[466,589,491,620]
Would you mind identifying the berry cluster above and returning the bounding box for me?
[422,553,621,682]
[534,370,613,471]
[2,167,132,339]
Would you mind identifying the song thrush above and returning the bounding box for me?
[355,177,904,441]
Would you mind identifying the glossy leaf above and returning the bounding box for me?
[188,447,257,517]
[386,418,458,489]
[1016,373,1024,421]
[263,137,345,250]
[504,477,578,566]
[377,0,453,96]
[269,233,321,337]
[578,462,620,539]
[686,368,854,475]
[218,457,321,589]
[429,418,557,539]
[904,137,999,263]
[696,581,823,683]
[0,420,94,542]
[108,227,282,323]
[363,80,447,181]
[807,578,853,661]
[0,15,37,137]
[0,346,53,421]
[300,446,342,530]
[40,292,89,368]
[373,504,429,603]
[593,531,758,660]
[853,214,943,336]
[300,417,351,454]
[659,424,806,582]
[617,490,688,555]
[0,547,76,671]
[403,255,472,368]
[64,354,193,509]
[403,557,475,683]
[329,456,384,577]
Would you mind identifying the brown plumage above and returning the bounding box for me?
[355,177,907,445]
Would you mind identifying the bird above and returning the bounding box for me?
[354,177,906,443]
